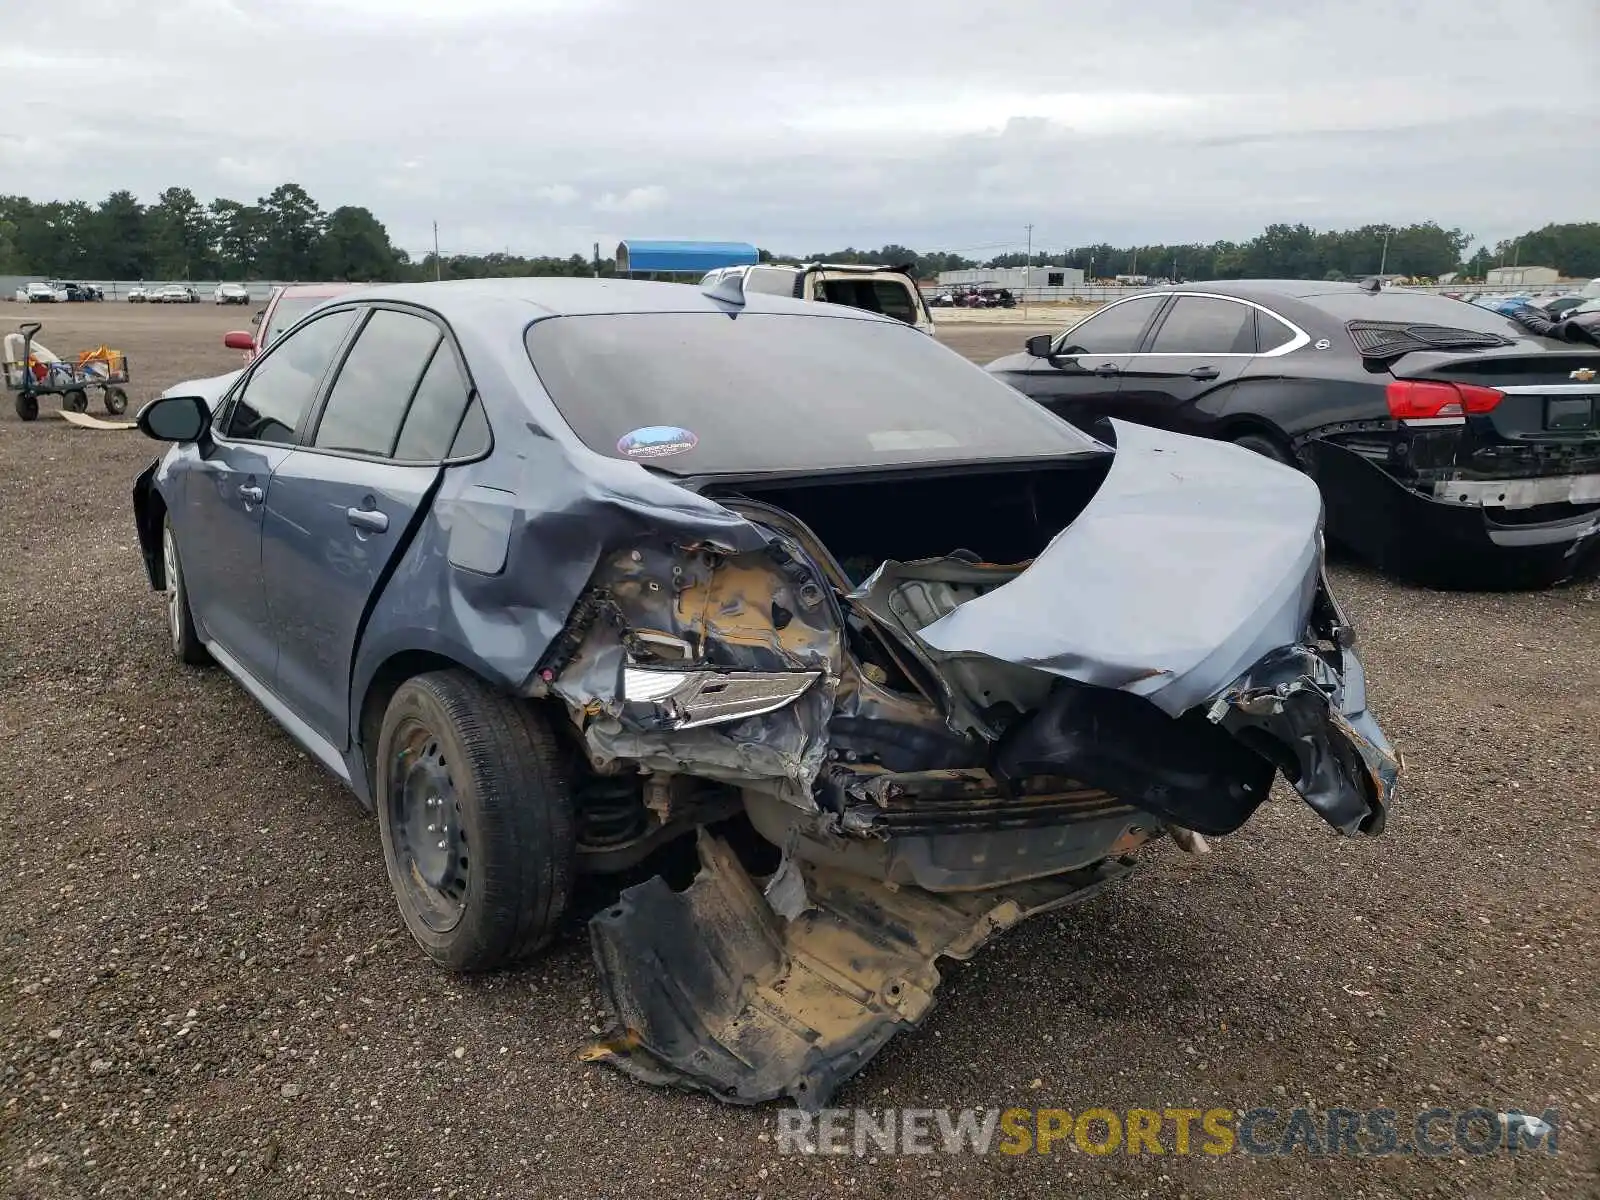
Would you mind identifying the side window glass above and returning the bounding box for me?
[1256,309,1297,353]
[1057,296,1165,354]
[446,396,492,460]
[313,310,442,456]
[394,344,474,461]
[224,310,357,444]
[1148,297,1256,354]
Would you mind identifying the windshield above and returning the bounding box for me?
[524,312,1103,475]
[264,297,322,348]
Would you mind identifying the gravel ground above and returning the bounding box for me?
[1,303,1596,1199]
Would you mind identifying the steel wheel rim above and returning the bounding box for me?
[387,717,469,932]
[162,528,182,647]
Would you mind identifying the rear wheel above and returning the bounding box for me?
[64,389,88,414]
[1230,431,1294,467]
[103,386,129,415]
[376,672,576,971]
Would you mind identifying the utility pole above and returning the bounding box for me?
[432,221,441,281]
[1378,227,1390,277]
[1024,223,1033,317]
[593,241,601,278]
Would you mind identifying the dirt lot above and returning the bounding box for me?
[1,301,1596,1199]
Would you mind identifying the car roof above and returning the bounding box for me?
[1169,279,1381,300]
[276,283,367,299]
[332,276,898,323]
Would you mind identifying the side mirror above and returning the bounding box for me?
[136,394,211,443]
[1025,333,1055,357]
[224,331,255,351]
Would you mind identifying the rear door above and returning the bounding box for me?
[178,308,361,683]
[1113,294,1256,433]
[260,305,478,748]
[998,294,1168,432]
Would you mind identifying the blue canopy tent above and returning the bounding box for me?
[615,240,759,276]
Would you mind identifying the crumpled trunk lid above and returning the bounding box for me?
[907,419,1325,717]
[849,420,1400,836]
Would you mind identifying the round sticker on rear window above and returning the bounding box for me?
[617,426,698,459]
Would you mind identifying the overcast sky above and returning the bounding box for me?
[9,0,1598,259]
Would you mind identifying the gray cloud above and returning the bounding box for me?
[4,0,1596,258]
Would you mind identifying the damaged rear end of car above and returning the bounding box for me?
[1300,309,1600,588]
[517,304,1402,1109]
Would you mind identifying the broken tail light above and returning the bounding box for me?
[1386,379,1503,419]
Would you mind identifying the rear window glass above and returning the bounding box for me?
[820,277,919,324]
[524,313,1102,475]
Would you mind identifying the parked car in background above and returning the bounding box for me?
[151,285,201,304]
[127,285,149,303]
[53,281,104,301]
[132,276,1399,1110]
[22,282,59,303]
[223,282,369,361]
[985,279,1600,589]
[213,282,251,305]
[699,262,935,333]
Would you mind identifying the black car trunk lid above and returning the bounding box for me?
[1391,347,1600,483]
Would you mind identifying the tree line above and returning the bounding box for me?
[784,222,1600,283]
[2,184,1595,284]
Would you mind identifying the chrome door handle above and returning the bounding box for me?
[238,484,264,503]
[346,507,389,533]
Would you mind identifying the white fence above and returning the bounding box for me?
[2,277,293,302]
[919,279,1592,305]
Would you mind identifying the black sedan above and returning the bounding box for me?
[986,280,1600,588]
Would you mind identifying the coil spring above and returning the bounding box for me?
[577,777,648,849]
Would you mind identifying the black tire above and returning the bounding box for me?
[376,672,576,972]
[15,393,38,421]
[103,386,129,415]
[64,389,89,414]
[162,516,209,665]
[1231,431,1294,467]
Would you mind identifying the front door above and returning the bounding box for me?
[1005,294,1169,435]
[178,307,361,683]
[177,439,292,679]
[261,306,473,748]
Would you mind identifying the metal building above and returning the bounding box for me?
[614,241,759,276]
[1485,265,1561,287]
[935,265,1085,295]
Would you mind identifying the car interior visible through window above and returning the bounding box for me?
[312,309,443,457]
[395,345,476,462]
[1147,296,1257,354]
[1057,295,1165,354]
[223,309,359,444]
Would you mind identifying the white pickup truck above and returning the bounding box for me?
[699,262,935,334]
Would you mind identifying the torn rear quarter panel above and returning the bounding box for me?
[543,535,843,806]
